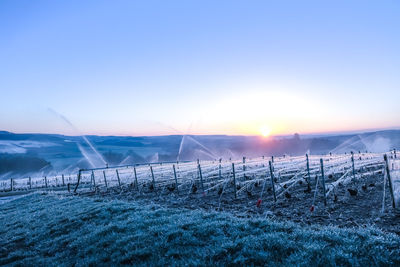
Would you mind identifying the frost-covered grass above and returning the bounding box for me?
[1,193,399,266]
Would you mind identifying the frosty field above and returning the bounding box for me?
[1,192,400,266]
[3,152,400,233]
[1,152,400,265]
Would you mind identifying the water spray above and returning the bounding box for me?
[48,108,107,167]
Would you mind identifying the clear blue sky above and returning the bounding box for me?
[1,0,399,136]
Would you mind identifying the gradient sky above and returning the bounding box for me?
[1,0,399,136]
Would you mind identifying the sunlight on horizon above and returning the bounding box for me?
[259,125,271,137]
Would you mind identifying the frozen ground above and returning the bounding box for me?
[85,169,400,234]
[1,192,400,266]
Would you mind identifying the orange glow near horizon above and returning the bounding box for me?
[259,125,271,137]
[6,87,398,137]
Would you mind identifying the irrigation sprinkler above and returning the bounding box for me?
[320,159,327,206]
[269,161,276,202]
[173,164,179,192]
[116,169,121,188]
[232,163,237,199]
[103,171,108,189]
[383,154,395,208]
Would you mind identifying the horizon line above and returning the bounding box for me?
[2,126,400,139]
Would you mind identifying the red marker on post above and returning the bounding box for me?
[256,199,262,208]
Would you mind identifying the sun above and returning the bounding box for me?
[260,125,271,137]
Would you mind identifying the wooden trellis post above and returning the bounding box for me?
[394,149,397,159]
[91,171,96,187]
[116,169,121,188]
[232,163,237,199]
[10,178,13,191]
[243,156,246,179]
[218,158,222,179]
[74,170,82,193]
[306,154,311,184]
[351,151,355,179]
[384,154,396,208]
[198,163,204,192]
[62,174,65,187]
[29,177,32,189]
[103,171,108,188]
[150,166,155,189]
[320,159,327,206]
[134,166,139,190]
[269,161,276,202]
[173,164,179,192]
[44,176,48,188]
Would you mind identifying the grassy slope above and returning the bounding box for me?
[1,193,399,266]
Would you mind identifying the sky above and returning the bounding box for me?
[0,0,399,137]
